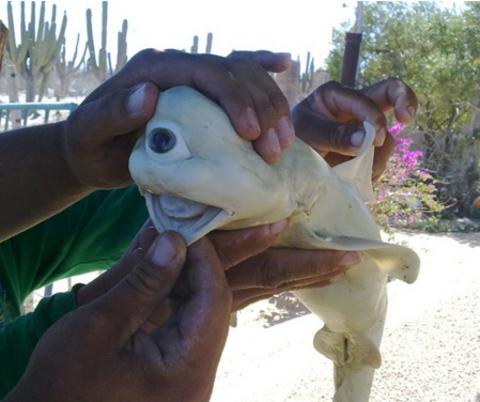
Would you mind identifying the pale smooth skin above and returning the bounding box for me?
[128,83,419,402]
[1,44,417,401]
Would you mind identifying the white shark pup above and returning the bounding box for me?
[129,86,420,402]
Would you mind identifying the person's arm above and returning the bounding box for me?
[0,186,148,320]
[0,50,294,242]
[0,123,91,242]
[0,291,76,399]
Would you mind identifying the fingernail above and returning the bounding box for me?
[269,219,288,235]
[152,234,177,266]
[127,83,147,115]
[407,106,416,118]
[242,107,261,137]
[264,128,281,160]
[339,251,361,266]
[350,130,365,147]
[330,273,345,284]
[276,116,295,149]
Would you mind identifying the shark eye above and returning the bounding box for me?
[150,128,177,153]
[145,124,191,163]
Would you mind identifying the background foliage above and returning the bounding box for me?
[326,2,480,227]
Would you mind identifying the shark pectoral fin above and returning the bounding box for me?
[313,326,344,363]
[313,327,381,369]
[307,231,421,285]
[333,121,376,202]
[347,334,382,369]
[368,245,420,284]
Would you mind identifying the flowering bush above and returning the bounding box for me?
[371,123,444,230]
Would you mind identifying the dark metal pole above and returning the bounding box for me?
[340,32,362,88]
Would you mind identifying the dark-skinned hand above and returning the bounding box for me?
[62,49,294,190]
[77,220,360,320]
[5,232,231,402]
[292,78,418,180]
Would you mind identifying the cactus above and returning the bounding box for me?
[86,2,108,81]
[190,33,213,54]
[86,2,128,81]
[301,51,315,94]
[55,33,88,100]
[115,19,128,72]
[205,32,213,53]
[0,21,7,69]
[190,35,199,54]
[6,1,66,102]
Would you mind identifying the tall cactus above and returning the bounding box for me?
[190,33,213,54]
[300,51,315,94]
[55,33,88,100]
[86,2,108,81]
[6,1,66,102]
[86,2,128,81]
[205,32,213,53]
[190,35,199,54]
[0,21,7,70]
[115,19,128,72]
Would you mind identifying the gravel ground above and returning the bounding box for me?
[211,232,480,402]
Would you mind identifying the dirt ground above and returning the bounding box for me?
[211,232,480,402]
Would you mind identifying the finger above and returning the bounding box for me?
[293,105,367,157]
[208,220,288,269]
[372,132,396,181]
[93,231,186,344]
[361,77,418,124]
[70,82,159,143]
[152,238,231,366]
[87,50,263,143]
[75,220,158,306]
[304,81,388,147]
[229,50,292,72]
[227,249,360,290]
[231,273,345,311]
[226,55,294,156]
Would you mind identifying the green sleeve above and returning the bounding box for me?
[0,291,77,399]
[0,185,148,319]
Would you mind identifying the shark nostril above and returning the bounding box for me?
[159,194,208,219]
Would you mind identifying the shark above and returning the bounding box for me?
[128,86,420,402]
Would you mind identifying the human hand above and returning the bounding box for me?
[208,223,361,311]
[77,220,359,316]
[292,78,418,180]
[5,231,231,402]
[61,49,294,190]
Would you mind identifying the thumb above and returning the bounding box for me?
[95,231,186,344]
[293,102,365,156]
[69,82,159,143]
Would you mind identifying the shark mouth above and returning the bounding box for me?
[144,193,233,244]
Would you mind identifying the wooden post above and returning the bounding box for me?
[340,32,362,88]
[340,2,364,88]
